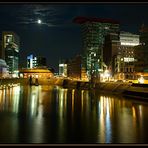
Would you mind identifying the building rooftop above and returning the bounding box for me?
[73,16,119,24]
[120,31,139,36]
[19,68,53,73]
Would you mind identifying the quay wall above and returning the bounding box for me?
[0,77,148,100]
[55,79,148,100]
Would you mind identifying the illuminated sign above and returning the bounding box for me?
[59,64,67,67]
[123,57,134,62]
[121,42,139,46]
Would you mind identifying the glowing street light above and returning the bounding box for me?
[101,69,111,82]
[104,70,110,78]
[138,75,144,84]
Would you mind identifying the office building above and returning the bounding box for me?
[73,17,120,80]
[103,32,120,77]
[67,55,88,81]
[0,41,4,59]
[0,59,9,78]
[27,54,47,69]
[2,31,20,77]
[134,25,148,76]
[115,31,139,80]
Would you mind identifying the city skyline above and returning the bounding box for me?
[0,2,148,145]
[0,3,147,71]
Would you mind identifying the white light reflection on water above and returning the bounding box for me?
[106,98,111,143]
[98,96,112,143]
[31,86,45,143]
[27,86,40,117]
[72,89,75,117]
[81,90,84,115]
[97,94,148,143]
[12,86,20,113]
[0,85,21,113]
[0,85,148,143]
[57,88,68,142]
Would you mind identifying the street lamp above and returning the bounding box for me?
[138,75,144,84]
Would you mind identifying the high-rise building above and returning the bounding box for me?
[0,41,4,59]
[134,25,148,75]
[67,55,88,80]
[0,59,9,78]
[27,54,47,69]
[114,31,139,80]
[103,32,120,76]
[73,17,120,80]
[67,55,81,80]
[2,31,20,76]
[27,54,34,69]
[104,31,139,80]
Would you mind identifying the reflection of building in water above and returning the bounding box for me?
[12,86,20,113]
[27,86,40,117]
[0,89,6,111]
[81,90,84,113]
[56,88,68,142]
[0,85,20,113]
[98,96,112,143]
[58,88,68,118]
[97,95,145,143]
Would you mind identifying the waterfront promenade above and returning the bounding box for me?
[0,77,148,100]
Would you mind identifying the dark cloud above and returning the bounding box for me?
[9,5,64,27]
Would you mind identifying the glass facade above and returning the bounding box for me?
[2,32,20,76]
[0,58,9,77]
[80,21,120,79]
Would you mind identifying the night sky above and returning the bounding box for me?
[0,3,148,72]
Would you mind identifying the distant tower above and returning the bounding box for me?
[27,54,34,68]
[27,54,47,68]
[2,31,20,76]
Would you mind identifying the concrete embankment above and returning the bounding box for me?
[31,78,148,100]
[122,83,148,100]
[55,78,148,100]
[37,77,64,85]
[95,82,132,93]
[95,82,148,100]
[1,77,148,100]
[0,77,65,87]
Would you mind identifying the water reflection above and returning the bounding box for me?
[0,85,148,143]
[0,85,20,113]
[98,96,112,143]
